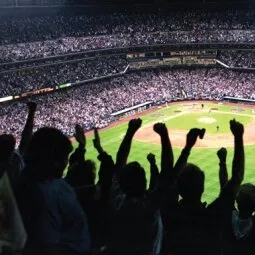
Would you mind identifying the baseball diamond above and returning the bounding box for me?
[80,101,255,203]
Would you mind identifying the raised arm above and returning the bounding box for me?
[93,128,104,155]
[208,120,244,211]
[153,123,173,181]
[147,153,159,191]
[229,119,244,194]
[173,128,205,180]
[110,119,142,207]
[93,128,115,197]
[115,118,142,171]
[217,147,228,190]
[69,124,86,167]
[19,102,37,156]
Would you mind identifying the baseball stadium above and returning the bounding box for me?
[0,0,255,254]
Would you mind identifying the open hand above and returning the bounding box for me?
[147,153,156,164]
[27,102,37,112]
[230,119,244,138]
[128,118,142,133]
[217,147,227,162]
[74,124,86,146]
[153,123,168,136]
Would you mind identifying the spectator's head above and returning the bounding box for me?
[178,163,205,203]
[0,134,16,163]
[66,160,96,186]
[237,183,255,218]
[120,162,146,197]
[25,127,72,182]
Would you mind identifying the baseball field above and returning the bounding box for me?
[72,101,255,203]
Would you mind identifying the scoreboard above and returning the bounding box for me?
[127,50,217,69]
[127,50,217,59]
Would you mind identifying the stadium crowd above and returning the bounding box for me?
[218,51,255,68]
[0,56,127,97]
[1,8,255,255]
[0,100,253,255]
[2,10,255,44]
[1,68,255,137]
[1,31,255,63]
[1,53,255,98]
[1,10,255,62]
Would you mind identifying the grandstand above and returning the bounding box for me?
[0,2,255,255]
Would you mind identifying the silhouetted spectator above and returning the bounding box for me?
[107,119,167,255]
[16,127,91,255]
[66,126,114,250]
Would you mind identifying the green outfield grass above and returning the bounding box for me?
[71,102,255,203]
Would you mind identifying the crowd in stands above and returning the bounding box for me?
[1,99,254,255]
[180,68,255,99]
[1,51,255,98]
[1,68,255,138]
[0,52,93,72]
[0,10,255,62]
[1,11,255,44]
[0,56,127,97]
[1,31,255,63]
[218,51,255,68]
[1,9,255,254]
[1,49,255,77]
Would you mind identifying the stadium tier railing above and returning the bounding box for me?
[110,101,153,119]
[216,60,230,68]
[0,71,126,103]
[216,60,255,71]
[222,96,255,104]
[1,42,255,69]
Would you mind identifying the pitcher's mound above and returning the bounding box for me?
[198,117,216,124]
